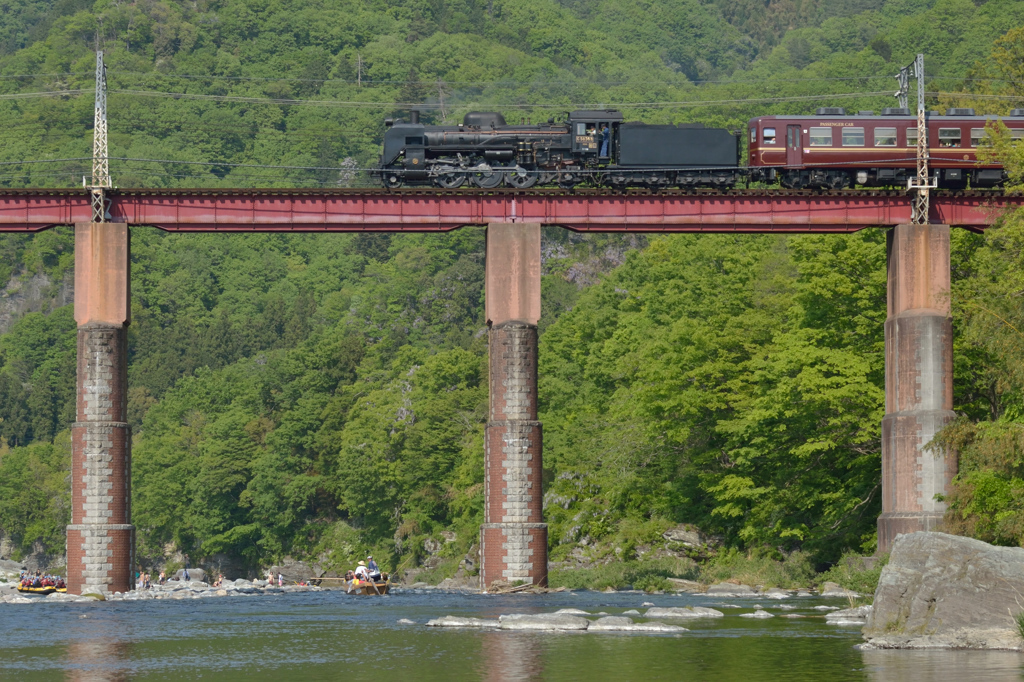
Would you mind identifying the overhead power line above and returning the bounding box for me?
[0,89,91,99]
[108,88,894,109]
[108,71,1024,86]
[0,157,93,166]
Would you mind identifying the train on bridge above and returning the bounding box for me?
[377,107,1024,191]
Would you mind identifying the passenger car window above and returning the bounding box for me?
[874,128,897,146]
[763,128,776,144]
[971,128,986,146]
[809,128,832,146]
[938,128,962,147]
[907,128,919,146]
[842,127,865,146]
[750,127,756,143]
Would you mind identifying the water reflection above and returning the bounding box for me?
[480,631,542,682]
[64,635,131,681]
[862,648,1024,681]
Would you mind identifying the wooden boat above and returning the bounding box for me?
[346,574,391,595]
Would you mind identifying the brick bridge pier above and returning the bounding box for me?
[60,215,956,593]
[68,222,134,595]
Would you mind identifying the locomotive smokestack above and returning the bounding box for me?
[410,110,420,124]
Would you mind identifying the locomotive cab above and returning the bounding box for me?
[568,110,623,160]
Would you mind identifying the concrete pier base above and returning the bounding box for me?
[480,223,547,588]
[877,223,956,554]
[68,223,134,595]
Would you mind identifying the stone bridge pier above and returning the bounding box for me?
[878,223,957,554]
[480,222,548,589]
[67,222,134,595]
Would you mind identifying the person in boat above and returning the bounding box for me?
[366,555,381,581]
[55,577,66,589]
[354,561,370,582]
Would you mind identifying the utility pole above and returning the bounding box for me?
[90,50,110,223]
[437,78,448,123]
[896,54,933,224]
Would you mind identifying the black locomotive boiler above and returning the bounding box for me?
[377,109,741,189]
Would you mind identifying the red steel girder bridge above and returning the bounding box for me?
[0,187,1019,232]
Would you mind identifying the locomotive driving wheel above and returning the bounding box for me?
[471,171,504,189]
[505,169,537,189]
[435,172,466,189]
[557,170,580,189]
[383,172,404,189]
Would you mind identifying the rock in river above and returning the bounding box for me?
[426,616,500,628]
[819,581,860,598]
[498,614,590,631]
[863,532,1024,650]
[826,605,872,626]
[589,617,687,633]
[706,583,756,597]
[739,610,774,619]
[644,606,723,619]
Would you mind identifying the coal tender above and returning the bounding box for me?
[378,109,741,189]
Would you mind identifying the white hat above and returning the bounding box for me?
[357,561,366,566]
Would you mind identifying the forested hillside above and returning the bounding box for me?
[3,0,1024,581]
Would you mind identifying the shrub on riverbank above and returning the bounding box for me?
[549,556,698,592]
[697,549,816,589]
[817,552,888,595]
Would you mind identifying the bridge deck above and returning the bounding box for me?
[0,188,1018,232]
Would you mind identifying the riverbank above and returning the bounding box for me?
[1,578,323,604]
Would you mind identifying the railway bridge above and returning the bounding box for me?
[2,186,1019,595]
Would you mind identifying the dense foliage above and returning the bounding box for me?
[3,0,1024,574]
[2,0,1024,187]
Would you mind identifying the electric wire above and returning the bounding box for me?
[0,89,91,100]
[105,88,895,109]
[106,71,1024,86]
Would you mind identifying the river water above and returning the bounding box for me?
[2,590,1023,681]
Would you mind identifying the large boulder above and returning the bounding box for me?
[863,532,1024,650]
[662,526,702,546]
[173,568,206,583]
[266,558,320,584]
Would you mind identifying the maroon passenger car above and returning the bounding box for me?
[747,107,1024,189]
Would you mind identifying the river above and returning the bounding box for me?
[2,590,1023,680]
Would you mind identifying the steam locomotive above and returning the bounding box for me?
[377,109,740,190]
[377,107,1024,190]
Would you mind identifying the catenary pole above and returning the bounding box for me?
[90,50,110,222]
